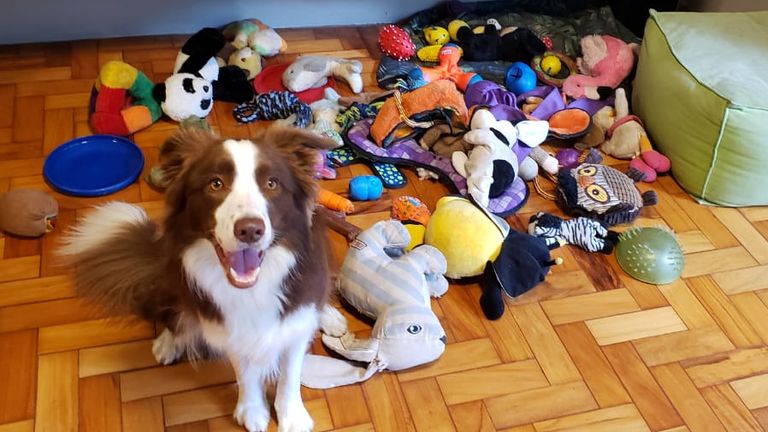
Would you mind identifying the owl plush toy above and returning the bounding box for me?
[556,150,657,226]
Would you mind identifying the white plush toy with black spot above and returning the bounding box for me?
[153,28,254,122]
[452,109,549,207]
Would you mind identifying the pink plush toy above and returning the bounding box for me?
[563,35,638,100]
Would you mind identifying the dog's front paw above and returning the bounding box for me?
[234,401,270,432]
[152,329,181,365]
[277,404,314,432]
[319,305,347,338]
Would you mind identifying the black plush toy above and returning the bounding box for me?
[153,27,255,122]
[479,229,560,320]
[456,24,546,63]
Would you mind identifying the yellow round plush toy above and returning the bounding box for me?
[404,224,426,251]
[423,26,449,46]
[448,20,469,42]
[424,196,506,279]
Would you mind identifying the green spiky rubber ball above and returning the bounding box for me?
[615,227,684,284]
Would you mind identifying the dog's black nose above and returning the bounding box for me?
[234,218,265,244]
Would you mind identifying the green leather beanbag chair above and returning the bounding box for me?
[632,10,768,206]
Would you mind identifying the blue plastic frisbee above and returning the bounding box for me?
[43,134,144,197]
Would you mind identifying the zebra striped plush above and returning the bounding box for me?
[528,212,619,254]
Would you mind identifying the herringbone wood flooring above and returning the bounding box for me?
[1,25,768,432]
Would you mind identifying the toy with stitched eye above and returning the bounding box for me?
[555,150,658,226]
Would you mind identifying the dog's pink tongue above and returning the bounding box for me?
[228,248,263,275]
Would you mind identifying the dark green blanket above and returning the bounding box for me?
[400,0,640,83]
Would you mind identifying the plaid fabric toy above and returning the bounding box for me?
[556,150,657,226]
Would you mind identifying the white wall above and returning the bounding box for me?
[1,0,444,45]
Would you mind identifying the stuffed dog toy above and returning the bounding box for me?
[302,220,449,388]
[283,55,364,94]
[452,109,549,207]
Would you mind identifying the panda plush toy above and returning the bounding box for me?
[153,27,254,122]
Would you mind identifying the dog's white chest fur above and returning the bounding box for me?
[182,239,319,367]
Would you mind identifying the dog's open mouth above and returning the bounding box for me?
[213,239,265,289]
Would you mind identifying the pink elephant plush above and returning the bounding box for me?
[563,35,639,100]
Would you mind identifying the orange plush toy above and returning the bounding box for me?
[413,44,482,91]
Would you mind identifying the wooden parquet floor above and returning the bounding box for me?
[1,25,768,432]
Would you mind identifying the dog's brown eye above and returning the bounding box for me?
[266,177,278,190]
[209,177,224,191]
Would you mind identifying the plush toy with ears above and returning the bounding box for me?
[301,220,448,388]
[562,35,639,100]
[452,109,549,208]
[153,27,254,122]
[283,56,363,94]
[602,88,670,182]
[452,20,546,63]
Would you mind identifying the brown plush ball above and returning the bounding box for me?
[0,189,59,237]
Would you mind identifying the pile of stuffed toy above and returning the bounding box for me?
[24,13,682,389]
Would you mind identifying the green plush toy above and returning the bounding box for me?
[424,196,507,279]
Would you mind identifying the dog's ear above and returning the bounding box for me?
[262,126,337,215]
[264,125,337,179]
[159,129,219,185]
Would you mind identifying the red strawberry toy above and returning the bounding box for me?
[378,25,415,61]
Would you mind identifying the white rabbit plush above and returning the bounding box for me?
[302,220,449,389]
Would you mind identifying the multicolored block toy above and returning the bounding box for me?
[89,61,162,136]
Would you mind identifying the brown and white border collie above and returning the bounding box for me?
[59,127,340,432]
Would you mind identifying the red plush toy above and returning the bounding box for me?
[416,44,481,91]
[378,25,415,61]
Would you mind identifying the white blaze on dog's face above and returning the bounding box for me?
[210,139,273,289]
[159,127,337,290]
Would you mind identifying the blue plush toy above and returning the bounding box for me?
[349,175,383,201]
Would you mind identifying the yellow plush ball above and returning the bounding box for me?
[424,196,505,279]
[448,20,469,42]
[404,224,426,251]
[423,26,449,46]
[541,55,562,76]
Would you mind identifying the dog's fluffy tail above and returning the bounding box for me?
[59,202,169,320]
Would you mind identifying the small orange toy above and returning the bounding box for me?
[391,196,431,226]
[318,188,354,214]
[415,44,482,91]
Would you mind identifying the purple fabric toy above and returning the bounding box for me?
[345,118,529,216]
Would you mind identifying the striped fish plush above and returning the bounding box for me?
[302,220,448,389]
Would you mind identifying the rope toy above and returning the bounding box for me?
[233,91,312,127]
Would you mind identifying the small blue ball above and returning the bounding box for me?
[349,176,383,201]
[505,62,537,95]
